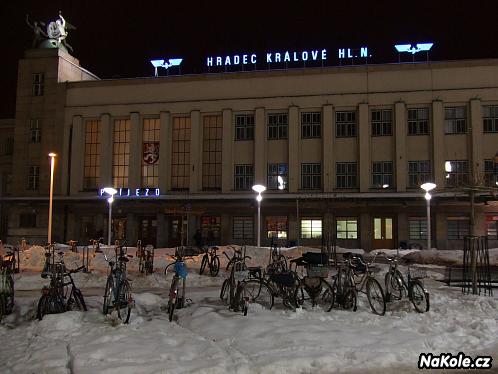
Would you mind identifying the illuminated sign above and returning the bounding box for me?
[394,43,433,55]
[338,47,370,59]
[99,188,160,197]
[150,58,183,76]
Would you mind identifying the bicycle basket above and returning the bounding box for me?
[410,267,427,279]
[306,264,329,278]
[269,272,296,287]
[174,262,188,279]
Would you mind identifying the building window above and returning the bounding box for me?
[235,114,254,141]
[29,119,41,143]
[32,73,44,96]
[372,161,393,188]
[301,163,321,190]
[408,108,429,135]
[142,118,160,187]
[408,161,431,188]
[203,115,222,190]
[268,113,288,140]
[371,109,392,136]
[336,111,357,137]
[447,217,469,239]
[301,218,322,239]
[27,165,39,190]
[19,213,36,228]
[4,137,13,155]
[266,216,288,239]
[201,216,221,245]
[234,164,254,191]
[336,162,357,188]
[445,107,467,134]
[486,216,498,239]
[409,217,427,240]
[445,160,469,187]
[83,120,101,190]
[267,163,288,190]
[484,159,498,187]
[112,119,130,188]
[483,106,498,133]
[301,112,321,138]
[336,218,358,239]
[171,117,191,190]
[233,217,254,240]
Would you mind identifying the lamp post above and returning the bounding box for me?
[47,153,56,244]
[420,182,436,250]
[252,184,266,248]
[103,187,118,245]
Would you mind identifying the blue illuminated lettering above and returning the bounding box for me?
[225,56,231,65]
[322,49,327,60]
[216,57,222,66]
[293,52,298,61]
[275,53,281,62]
[266,53,272,63]
[207,57,213,66]
[284,52,290,62]
[242,55,247,64]
[135,189,140,196]
[302,51,308,61]
[100,188,105,196]
[234,55,240,64]
[360,47,368,57]
[312,50,318,60]
[251,54,256,63]
[155,188,160,196]
[338,49,345,58]
[145,188,149,196]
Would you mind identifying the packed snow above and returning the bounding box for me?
[0,244,497,373]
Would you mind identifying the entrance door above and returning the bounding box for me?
[138,217,157,247]
[169,215,187,247]
[372,217,395,249]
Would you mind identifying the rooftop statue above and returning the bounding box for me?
[26,11,76,52]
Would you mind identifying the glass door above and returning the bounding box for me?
[372,217,395,249]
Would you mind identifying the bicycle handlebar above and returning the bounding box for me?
[67,265,85,275]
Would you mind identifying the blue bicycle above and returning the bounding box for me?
[165,247,191,322]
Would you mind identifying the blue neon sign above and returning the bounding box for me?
[99,188,161,197]
[150,58,183,76]
[394,43,434,55]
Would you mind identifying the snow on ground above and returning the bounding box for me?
[1,245,497,373]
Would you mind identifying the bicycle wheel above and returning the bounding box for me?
[385,270,404,302]
[240,279,274,311]
[410,280,430,313]
[210,256,220,277]
[199,255,208,275]
[102,277,114,315]
[366,278,386,316]
[294,282,306,308]
[342,287,357,311]
[116,281,132,323]
[37,294,64,320]
[167,278,178,322]
[71,288,88,312]
[220,279,229,303]
[317,279,334,312]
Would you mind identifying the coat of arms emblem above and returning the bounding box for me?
[143,142,159,164]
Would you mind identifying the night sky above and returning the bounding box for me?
[1,0,498,118]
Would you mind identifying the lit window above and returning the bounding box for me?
[267,163,288,190]
[83,120,101,190]
[142,118,160,187]
[202,115,222,190]
[445,160,469,188]
[336,218,358,239]
[171,117,191,190]
[267,216,288,239]
[112,119,130,188]
[301,218,322,239]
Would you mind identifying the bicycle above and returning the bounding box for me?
[0,249,16,322]
[199,246,220,277]
[332,252,386,315]
[164,247,192,322]
[137,241,155,275]
[101,241,134,323]
[381,252,430,313]
[223,246,243,272]
[269,237,288,272]
[37,250,87,320]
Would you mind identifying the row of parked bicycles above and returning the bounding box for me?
[219,244,430,316]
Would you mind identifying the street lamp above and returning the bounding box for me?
[421,182,437,250]
[47,153,56,244]
[252,184,266,248]
[103,187,118,245]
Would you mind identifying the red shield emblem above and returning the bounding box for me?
[143,142,159,164]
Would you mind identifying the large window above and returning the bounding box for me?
[484,159,497,187]
[234,164,254,190]
[83,120,101,190]
[409,217,427,240]
[486,216,498,239]
[27,165,39,190]
[408,108,429,135]
[233,217,254,240]
[201,216,221,245]
[266,216,288,239]
[371,109,392,136]
[483,106,498,133]
[267,163,288,190]
[32,73,44,96]
[112,119,130,188]
[142,118,160,187]
[336,111,357,137]
[171,117,191,190]
[20,213,36,228]
[29,119,41,143]
[447,217,469,239]
[301,163,321,190]
[202,115,222,190]
[445,160,469,187]
[235,114,254,141]
[301,218,322,239]
[301,112,321,138]
[445,107,467,134]
[408,161,431,188]
[268,113,288,140]
[336,218,358,239]
[372,161,393,188]
[336,162,357,188]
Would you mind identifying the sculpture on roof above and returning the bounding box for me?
[26,11,76,52]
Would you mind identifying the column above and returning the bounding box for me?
[358,103,370,192]
[254,107,266,185]
[432,101,445,188]
[99,114,112,187]
[156,212,168,248]
[470,99,482,185]
[288,106,299,193]
[129,112,141,189]
[190,111,201,192]
[222,109,233,192]
[395,101,407,191]
[159,111,171,192]
[323,105,334,192]
[69,115,83,195]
